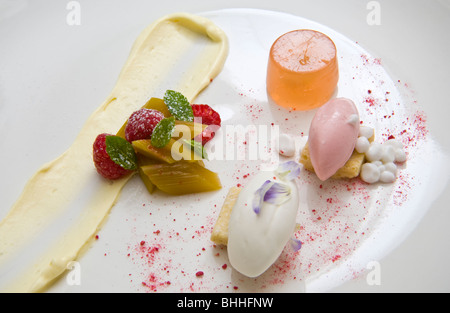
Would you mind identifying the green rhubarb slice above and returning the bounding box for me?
[132,138,197,164]
[140,161,221,195]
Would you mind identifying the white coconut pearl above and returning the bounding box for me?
[356,132,407,184]
[365,142,383,162]
[380,170,396,183]
[359,126,374,139]
[360,163,380,184]
[355,136,370,153]
[383,162,398,175]
[372,160,383,168]
[384,138,404,150]
[394,148,407,163]
[381,145,396,163]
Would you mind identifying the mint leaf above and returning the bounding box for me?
[151,116,176,148]
[181,139,209,160]
[105,135,138,170]
[163,90,194,122]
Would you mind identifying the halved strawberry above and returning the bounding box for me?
[191,104,221,145]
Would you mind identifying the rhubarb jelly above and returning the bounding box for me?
[267,29,339,111]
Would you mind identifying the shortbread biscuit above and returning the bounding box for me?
[300,134,374,179]
[210,186,241,245]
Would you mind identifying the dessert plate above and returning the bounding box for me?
[0,8,448,293]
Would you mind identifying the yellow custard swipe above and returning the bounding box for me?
[0,13,228,292]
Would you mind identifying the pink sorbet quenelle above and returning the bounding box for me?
[308,98,360,181]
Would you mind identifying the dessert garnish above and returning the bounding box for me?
[93,133,137,180]
[191,104,222,145]
[163,89,194,122]
[93,90,222,195]
[252,180,291,214]
[358,137,406,184]
[124,108,164,142]
[151,116,176,148]
[290,237,303,252]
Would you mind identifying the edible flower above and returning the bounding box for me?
[290,238,302,252]
[276,161,301,181]
[252,180,291,214]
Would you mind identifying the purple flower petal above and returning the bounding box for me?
[263,182,291,205]
[290,237,302,251]
[277,161,301,181]
[252,180,291,214]
[252,180,274,214]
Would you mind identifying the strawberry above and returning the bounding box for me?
[191,104,221,145]
[93,133,132,180]
[124,108,164,142]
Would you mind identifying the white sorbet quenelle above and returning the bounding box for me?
[227,161,301,277]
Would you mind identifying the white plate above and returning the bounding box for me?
[1,5,449,293]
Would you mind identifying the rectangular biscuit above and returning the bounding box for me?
[210,186,241,245]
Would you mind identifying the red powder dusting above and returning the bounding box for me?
[392,173,413,206]
[263,245,301,286]
[244,100,265,122]
[142,276,171,292]
[331,255,342,263]
[137,243,160,265]
[361,54,382,65]
[364,96,377,108]
[294,176,372,277]
[399,110,429,148]
[128,240,172,292]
